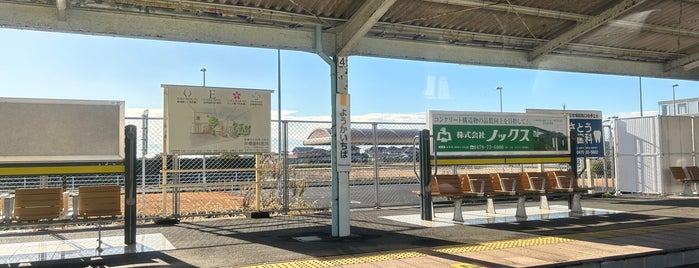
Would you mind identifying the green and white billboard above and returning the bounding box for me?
[428,111,569,156]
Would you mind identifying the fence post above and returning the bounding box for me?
[140,110,148,218]
[419,129,432,221]
[172,155,180,217]
[255,154,261,211]
[372,123,380,208]
[282,121,289,213]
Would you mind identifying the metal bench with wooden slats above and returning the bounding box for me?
[411,175,440,197]
[671,166,699,195]
[418,171,592,222]
[546,170,590,193]
[459,173,507,215]
[434,175,481,222]
[77,185,122,219]
[489,172,519,195]
[520,172,548,194]
[491,172,543,218]
[545,170,588,213]
[520,172,552,212]
[77,185,122,253]
[13,187,63,222]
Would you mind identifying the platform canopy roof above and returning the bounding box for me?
[2,0,699,80]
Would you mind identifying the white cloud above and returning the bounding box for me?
[609,110,658,119]
[271,110,330,121]
[271,110,426,123]
[126,108,163,118]
[353,112,425,123]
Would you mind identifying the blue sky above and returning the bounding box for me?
[2,27,698,122]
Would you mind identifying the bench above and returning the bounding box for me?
[461,173,510,215]
[77,185,121,219]
[670,166,699,195]
[4,186,121,253]
[491,172,550,218]
[545,170,590,193]
[433,175,482,221]
[423,170,591,222]
[435,173,546,221]
[77,185,122,253]
[12,187,63,222]
[411,176,440,198]
[545,170,590,214]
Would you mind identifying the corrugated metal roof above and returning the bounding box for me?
[2,0,699,78]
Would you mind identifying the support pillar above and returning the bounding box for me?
[316,26,351,237]
[418,129,432,221]
[332,56,351,237]
[124,125,137,245]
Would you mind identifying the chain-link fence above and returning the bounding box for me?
[1,115,618,222]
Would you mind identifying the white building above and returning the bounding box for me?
[658,97,699,116]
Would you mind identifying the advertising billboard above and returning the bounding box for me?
[527,109,604,157]
[0,98,124,163]
[163,85,272,154]
[428,110,569,156]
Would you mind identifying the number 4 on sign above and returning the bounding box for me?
[338,57,347,67]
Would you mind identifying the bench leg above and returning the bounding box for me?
[96,222,104,255]
[570,193,582,214]
[486,198,496,214]
[72,195,78,220]
[452,199,464,222]
[2,197,12,223]
[539,195,549,210]
[515,196,527,218]
[683,181,693,196]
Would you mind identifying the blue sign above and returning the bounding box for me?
[570,118,604,157]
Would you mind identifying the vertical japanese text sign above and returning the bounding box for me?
[336,93,351,171]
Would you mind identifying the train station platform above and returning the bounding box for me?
[1,196,698,267]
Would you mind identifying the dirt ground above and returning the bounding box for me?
[128,191,245,217]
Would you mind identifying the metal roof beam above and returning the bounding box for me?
[371,22,675,60]
[666,51,699,71]
[528,0,648,61]
[355,37,699,80]
[336,0,396,57]
[98,0,344,27]
[0,2,330,52]
[423,0,587,21]
[423,0,699,38]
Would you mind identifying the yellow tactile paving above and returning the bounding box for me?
[240,221,699,268]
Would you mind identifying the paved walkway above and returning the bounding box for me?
[1,196,698,267]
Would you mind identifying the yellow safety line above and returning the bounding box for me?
[241,221,699,268]
[0,165,125,176]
